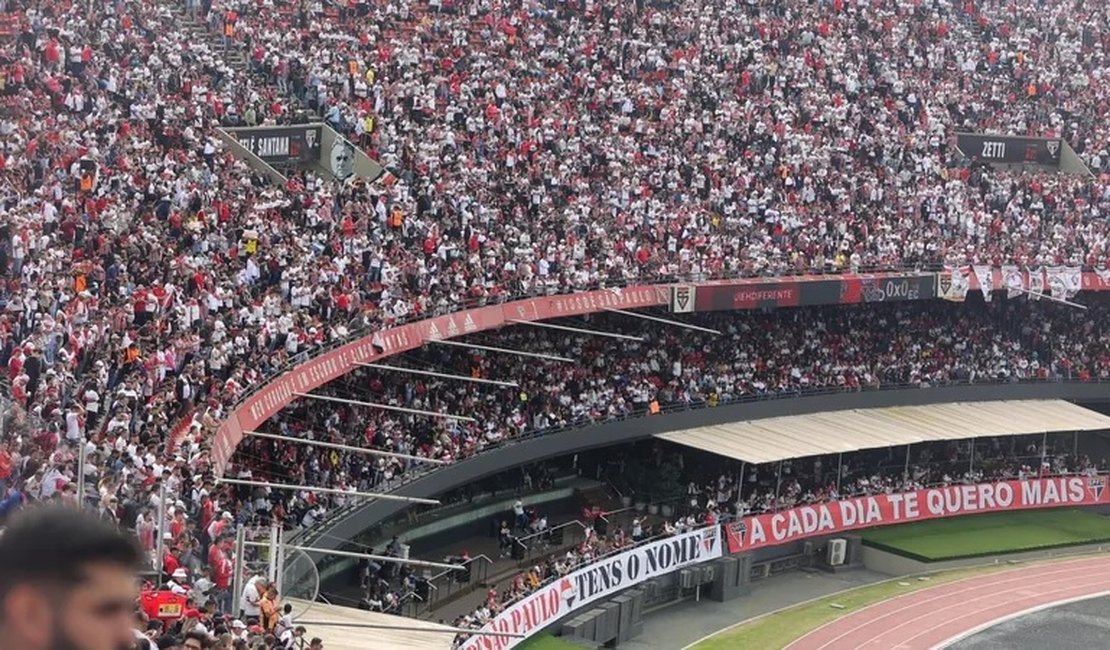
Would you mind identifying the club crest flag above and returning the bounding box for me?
[1002,265,1024,299]
[1029,267,1045,300]
[938,267,970,302]
[972,265,993,301]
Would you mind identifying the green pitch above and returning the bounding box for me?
[517,635,585,650]
[859,508,1110,561]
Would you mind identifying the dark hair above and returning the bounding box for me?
[184,630,210,647]
[0,506,144,603]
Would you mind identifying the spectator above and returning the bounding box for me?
[0,507,145,650]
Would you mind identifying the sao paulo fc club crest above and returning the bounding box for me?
[1087,476,1106,502]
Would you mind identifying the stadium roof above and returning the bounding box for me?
[288,599,453,650]
[655,399,1110,464]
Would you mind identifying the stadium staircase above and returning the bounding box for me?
[167,5,249,74]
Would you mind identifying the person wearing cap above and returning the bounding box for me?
[167,568,190,596]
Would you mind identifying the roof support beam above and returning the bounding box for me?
[293,392,476,422]
[244,431,447,465]
[429,338,574,362]
[293,620,524,639]
[356,362,518,387]
[507,318,645,342]
[216,477,440,505]
[602,308,722,335]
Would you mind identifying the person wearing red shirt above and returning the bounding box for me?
[208,539,234,613]
[199,494,215,530]
[163,547,180,578]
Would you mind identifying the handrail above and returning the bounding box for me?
[514,519,588,547]
[598,507,634,523]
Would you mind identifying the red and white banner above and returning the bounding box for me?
[462,526,723,650]
[725,476,1109,555]
[211,286,668,473]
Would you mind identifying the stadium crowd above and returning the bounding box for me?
[0,0,1109,645]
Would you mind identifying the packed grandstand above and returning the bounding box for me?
[1,0,1110,648]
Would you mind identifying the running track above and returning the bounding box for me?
[786,556,1110,650]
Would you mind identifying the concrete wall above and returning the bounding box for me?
[1061,140,1094,177]
[305,382,1110,550]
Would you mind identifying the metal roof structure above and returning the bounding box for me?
[656,399,1110,464]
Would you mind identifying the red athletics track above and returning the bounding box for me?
[786,555,1110,650]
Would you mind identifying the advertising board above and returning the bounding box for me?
[725,476,1109,554]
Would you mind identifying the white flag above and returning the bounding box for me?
[973,265,993,302]
[1001,265,1024,299]
[939,267,971,302]
[1046,266,1067,298]
[1029,267,1045,300]
[1062,267,1082,298]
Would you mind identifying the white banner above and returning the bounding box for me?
[1047,266,1067,298]
[1001,265,1024,299]
[1063,267,1082,298]
[461,527,723,650]
[972,265,993,301]
[1029,267,1045,300]
[938,267,970,302]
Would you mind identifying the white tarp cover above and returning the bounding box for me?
[656,399,1110,464]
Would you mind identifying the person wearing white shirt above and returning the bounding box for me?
[240,576,267,620]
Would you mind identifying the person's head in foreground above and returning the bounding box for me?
[0,506,144,650]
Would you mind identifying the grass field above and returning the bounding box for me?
[689,563,1017,650]
[858,509,1110,561]
[518,635,584,650]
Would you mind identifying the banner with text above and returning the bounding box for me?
[211,286,668,473]
[955,133,1063,167]
[688,273,936,312]
[725,476,1109,554]
[461,527,723,650]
